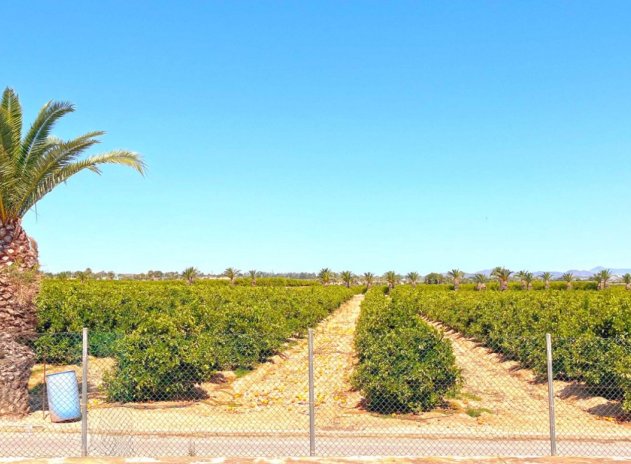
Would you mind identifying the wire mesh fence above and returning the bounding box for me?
[0,328,629,458]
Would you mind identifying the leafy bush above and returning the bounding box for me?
[33,333,82,365]
[36,280,359,402]
[352,289,460,413]
[392,286,631,412]
[104,317,214,402]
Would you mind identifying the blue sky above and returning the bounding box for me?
[5,1,631,274]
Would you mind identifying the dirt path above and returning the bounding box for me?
[424,320,630,439]
[230,293,364,410]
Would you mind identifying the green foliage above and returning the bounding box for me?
[233,276,320,287]
[352,289,460,413]
[0,88,144,222]
[391,286,631,412]
[104,317,213,402]
[406,272,420,286]
[318,268,334,285]
[181,267,199,284]
[424,272,444,284]
[383,271,399,289]
[340,271,354,288]
[37,280,358,402]
[33,333,82,365]
[363,272,375,288]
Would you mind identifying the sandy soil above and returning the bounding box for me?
[1,294,629,445]
[423,320,630,439]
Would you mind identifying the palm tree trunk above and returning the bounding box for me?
[0,220,40,416]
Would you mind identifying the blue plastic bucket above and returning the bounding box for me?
[46,370,81,423]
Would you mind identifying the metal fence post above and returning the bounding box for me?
[81,327,88,457]
[545,333,557,456]
[308,328,315,457]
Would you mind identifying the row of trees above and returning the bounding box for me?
[317,268,631,291]
[48,268,319,283]
[51,266,631,292]
[486,267,630,291]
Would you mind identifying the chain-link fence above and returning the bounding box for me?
[0,328,629,458]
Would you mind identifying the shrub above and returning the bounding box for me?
[33,333,82,365]
[37,282,360,402]
[103,316,214,402]
[352,289,460,413]
[391,286,631,412]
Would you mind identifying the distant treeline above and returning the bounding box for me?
[44,269,317,282]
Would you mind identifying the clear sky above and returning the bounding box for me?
[5,1,631,275]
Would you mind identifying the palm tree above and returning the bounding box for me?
[562,272,574,290]
[318,268,333,285]
[473,273,488,291]
[406,272,420,287]
[594,269,612,290]
[249,270,258,286]
[182,267,199,284]
[492,267,512,291]
[522,271,534,291]
[76,268,93,282]
[541,272,553,290]
[224,267,240,285]
[424,272,444,284]
[384,271,399,290]
[340,271,354,288]
[0,88,144,416]
[363,272,375,289]
[447,269,465,291]
[623,273,631,291]
[56,271,71,280]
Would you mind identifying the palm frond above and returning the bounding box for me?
[15,150,144,217]
[0,88,22,158]
[0,88,144,222]
[19,100,75,171]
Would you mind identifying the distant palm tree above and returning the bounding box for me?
[594,269,612,290]
[406,272,420,287]
[424,272,444,284]
[541,272,553,290]
[623,273,631,291]
[384,271,399,289]
[182,267,199,284]
[473,273,488,291]
[447,269,465,291]
[522,271,534,291]
[492,267,512,291]
[224,267,240,285]
[75,270,90,282]
[515,271,527,289]
[363,272,375,289]
[56,271,71,280]
[249,270,258,286]
[340,271,354,288]
[318,268,334,285]
[562,272,574,290]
